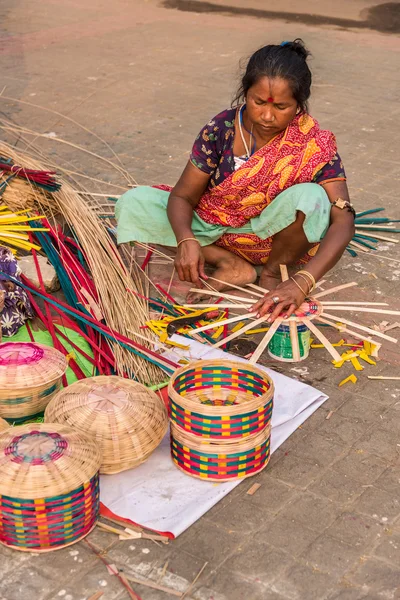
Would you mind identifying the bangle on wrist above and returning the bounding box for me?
[291,276,308,295]
[177,237,200,247]
[296,270,316,292]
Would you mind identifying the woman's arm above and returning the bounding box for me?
[253,181,355,320]
[167,161,211,286]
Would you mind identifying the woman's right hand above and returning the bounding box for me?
[175,240,207,287]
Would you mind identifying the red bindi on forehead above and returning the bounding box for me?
[267,97,274,103]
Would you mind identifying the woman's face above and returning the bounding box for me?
[245,76,298,137]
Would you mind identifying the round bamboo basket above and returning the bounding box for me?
[0,342,67,422]
[0,417,9,432]
[171,422,271,481]
[169,360,274,439]
[45,376,168,474]
[168,360,274,481]
[0,423,101,552]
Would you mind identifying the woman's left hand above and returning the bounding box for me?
[251,279,306,322]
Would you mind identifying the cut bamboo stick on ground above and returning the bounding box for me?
[181,562,208,600]
[183,303,252,309]
[355,231,399,244]
[353,224,399,230]
[247,283,269,294]
[367,376,400,380]
[313,282,358,299]
[349,240,369,252]
[321,301,388,306]
[302,317,342,362]
[289,320,301,361]
[320,313,398,343]
[325,307,400,317]
[249,318,283,364]
[316,316,377,344]
[189,288,257,303]
[188,312,258,335]
[124,574,182,597]
[207,276,264,297]
[212,314,270,349]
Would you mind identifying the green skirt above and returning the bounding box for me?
[115,183,331,247]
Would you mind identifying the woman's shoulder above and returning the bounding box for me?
[199,107,237,138]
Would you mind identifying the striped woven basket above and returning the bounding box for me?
[168,360,274,481]
[0,342,67,422]
[45,376,168,474]
[0,417,9,432]
[0,423,101,552]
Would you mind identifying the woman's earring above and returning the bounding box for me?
[296,107,301,114]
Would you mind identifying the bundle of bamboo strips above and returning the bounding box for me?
[0,142,164,384]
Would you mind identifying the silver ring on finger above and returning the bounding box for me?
[272,296,280,304]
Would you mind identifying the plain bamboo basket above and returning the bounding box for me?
[0,423,102,552]
[0,417,9,432]
[45,375,168,474]
[168,359,274,481]
[0,342,67,422]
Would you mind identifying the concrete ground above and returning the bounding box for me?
[1,1,400,599]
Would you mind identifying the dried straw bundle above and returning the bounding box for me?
[0,142,164,384]
[45,375,168,474]
[0,423,101,552]
[0,342,67,421]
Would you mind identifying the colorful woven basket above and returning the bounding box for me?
[168,360,274,481]
[0,342,67,422]
[0,417,9,432]
[0,423,101,552]
[45,376,168,474]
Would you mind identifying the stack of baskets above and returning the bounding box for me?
[0,423,101,552]
[45,376,169,474]
[0,342,67,423]
[168,359,274,481]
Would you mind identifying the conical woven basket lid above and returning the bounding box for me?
[0,423,102,499]
[0,417,9,432]
[45,376,168,474]
[0,342,67,389]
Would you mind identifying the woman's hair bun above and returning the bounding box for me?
[281,39,310,61]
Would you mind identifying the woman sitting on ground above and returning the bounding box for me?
[116,39,355,322]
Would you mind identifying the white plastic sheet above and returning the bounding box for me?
[100,337,328,537]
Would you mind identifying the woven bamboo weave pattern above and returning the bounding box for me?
[0,342,67,421]
[0,423,101,551]
[169,360,274,439]
[168,360,274,481]
[45,375,168,474]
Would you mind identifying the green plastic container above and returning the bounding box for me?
[268,323,310,362]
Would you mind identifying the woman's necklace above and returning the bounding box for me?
[238,105,254,159]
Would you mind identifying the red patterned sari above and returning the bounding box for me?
[194,113,337,264]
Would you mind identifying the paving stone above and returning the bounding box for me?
[326,589,367,600]
[0,544,31,578]
[0,565,54,600]
[271,562,336,600]
[287,432,348,468]
[333,450,388,485]
[106,539,170,578]
[193,567,269,600]
[314,413,370,446]
[348,557,400,596]
[354,427,400,463]
[48,564,128,600]
[242,473,297,514]
[267,453,324,489]
[325,511,385,548]
[335,396,386,423]
[278,492,342,532]
[174,521,243,568]
[301,534,361,578]
[374,464,400,496]
[31,542,96,580]
[226,539,294,585]
[259,514,320,557]
[351,486,400,524]
[308,469,364,504]
[373,530,400,566]
[204,489,274,533]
